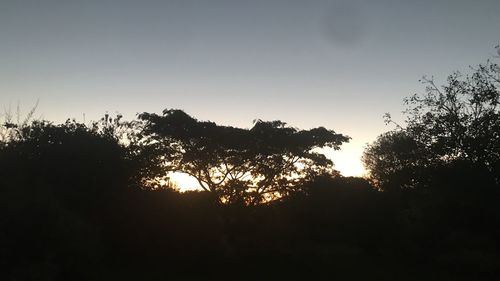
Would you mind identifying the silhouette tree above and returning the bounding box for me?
[0,118,136,279]
[364,54,500,189]
[90,113,163,188]
[138,109,350,204]
[0,119,134,196]
[362,130,432,189]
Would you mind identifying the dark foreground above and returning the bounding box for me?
[2,173,499,281]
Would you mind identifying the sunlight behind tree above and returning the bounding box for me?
[170,149,366,192]
[138,109,349,203]
[320,143,366,177]
[169,172,201,192]
[331,151,365,177]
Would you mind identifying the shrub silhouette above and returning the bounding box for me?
[0,119,134,279]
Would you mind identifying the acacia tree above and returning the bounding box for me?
[138,109,349,205]
[364,53,500,189]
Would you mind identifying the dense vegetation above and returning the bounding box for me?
[1,55,499,280]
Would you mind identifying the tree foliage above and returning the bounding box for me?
[362,130,431,189]
[0,119,133,191]
[138,109,350,204]
[364,55,500,189]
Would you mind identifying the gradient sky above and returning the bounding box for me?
[1,0,500,177]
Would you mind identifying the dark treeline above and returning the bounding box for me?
[1,55,500,280]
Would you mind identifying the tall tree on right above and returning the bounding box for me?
[364,49,500,190]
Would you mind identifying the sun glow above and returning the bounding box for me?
[327,142,366,177]
[331,153,365,177]
[168,172,201,192]
[169,150,366,192]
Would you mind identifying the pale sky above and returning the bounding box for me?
[1,0,500,179]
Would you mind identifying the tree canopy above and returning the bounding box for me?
[364,56,500,189]
[138,109,350,204]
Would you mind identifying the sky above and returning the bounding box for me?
[1,0,500,179]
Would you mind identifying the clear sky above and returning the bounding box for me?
[1,0,500,178]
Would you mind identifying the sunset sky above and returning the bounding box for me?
[1,0,500,179]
